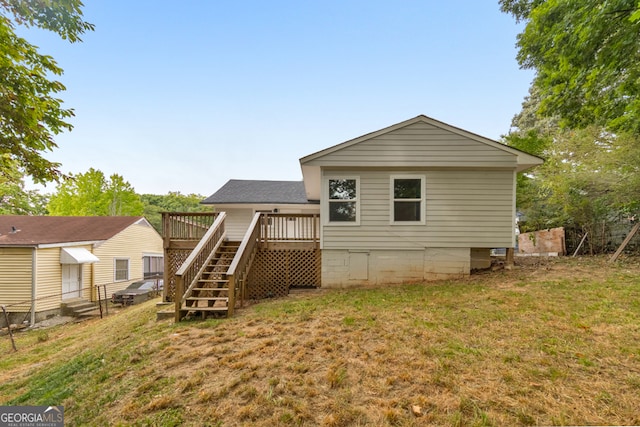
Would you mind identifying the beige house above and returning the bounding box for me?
[201,115,542,288]
[0,216,163,324]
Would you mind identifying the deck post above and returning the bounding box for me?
[227,275,235,316]
[505,247,515,269]
[174,276,184,322]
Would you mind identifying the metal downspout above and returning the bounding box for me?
[31,248,36,325]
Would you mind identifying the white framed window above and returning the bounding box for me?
[390,175,425,224]
[114,258,130,281]
[143,255,163,279]
[325,176,360,225]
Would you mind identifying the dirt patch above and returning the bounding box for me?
[30,315,77,329]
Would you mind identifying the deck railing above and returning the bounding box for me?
[162,212,218,245]
[174,213,226,321]
[258,213,320,245]
[227,212,262,315]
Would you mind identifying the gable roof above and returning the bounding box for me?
[300,114,543,169]
[299,115,544,200]
[201,180,315,205]
[0,216,150,247]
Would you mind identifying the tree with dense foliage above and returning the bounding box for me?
[502,0,640,252]
[140,192,209,231]
[0,0,93,188]
[506,109,640,252]
[47,168,144,216]
[500,0,640,133]
[0,156,48,214]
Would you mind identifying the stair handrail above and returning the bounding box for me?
[226,212,262,316]
[175,212,226,321]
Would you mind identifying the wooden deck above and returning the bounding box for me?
[163,212,320,320]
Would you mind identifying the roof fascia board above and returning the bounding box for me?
[205,203,319,209]
[38,241,104,249]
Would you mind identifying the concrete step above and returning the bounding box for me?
[75,306,100,316]
[61,299,98,317]
[157,310,174,321]
[156,302,174,321]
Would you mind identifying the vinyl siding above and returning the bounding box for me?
[32,246,95,311]
[305,121,517,168]
[93,221,163,298]
[224,208,254,241]
[322,169,515,250]
[34,247,63,312]
[222,207,321,241]
[0,247,32,311]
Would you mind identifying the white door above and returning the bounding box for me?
[62,264,82,299]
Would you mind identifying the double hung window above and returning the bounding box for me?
[114,258,130,281]
[327,177,359,224]
[391,175,425,224]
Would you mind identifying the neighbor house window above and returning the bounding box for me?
[327,177,359,224]
[391,175,425,224]
[143,255,163,279]
[114,258,130,281]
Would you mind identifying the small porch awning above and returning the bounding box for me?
[60,247,100,264]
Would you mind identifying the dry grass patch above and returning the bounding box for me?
[1,256,639,425]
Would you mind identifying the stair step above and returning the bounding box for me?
[74,306,99,314]
[62,300,93,309]
[192,287,229,292]
[61,299,97,317]
[186,296,229,301]
[68,304,94,311]
[77,308,101,317]
[182,306,228,312]
[198,279,229,283]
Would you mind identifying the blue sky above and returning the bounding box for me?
[23,1,532,196]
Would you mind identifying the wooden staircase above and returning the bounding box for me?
[180,241,240,319]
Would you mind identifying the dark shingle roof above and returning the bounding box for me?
[0,216,147,246]
[202,180,314,205]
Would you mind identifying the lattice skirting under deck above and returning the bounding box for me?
[164,249,192,301]
[247,249,320,299]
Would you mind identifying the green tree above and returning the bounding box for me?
[47,168,144,216]
[0,0,93,184]
[500,0,640,133]
[0,155,48,214]
[140,192,209,231]
[506,125,640,252]
[105,174,144,216]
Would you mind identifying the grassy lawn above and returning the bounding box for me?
[1,256,639,426]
